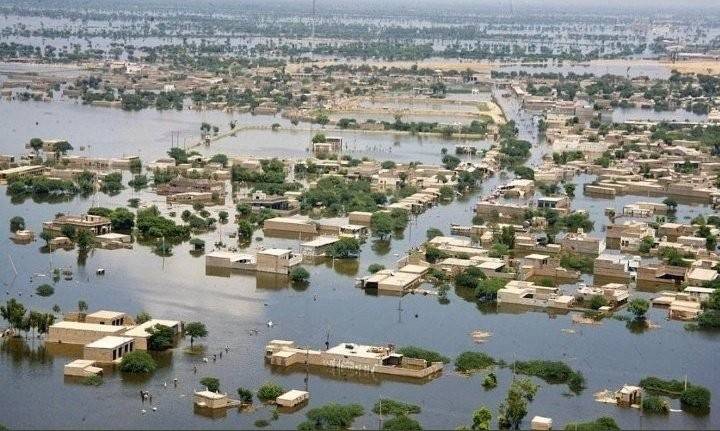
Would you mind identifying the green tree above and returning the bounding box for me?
[498,378,537,429]
[237,387,253,404]
[76,229,94,251]
[257,382,284,402]
[120,351,157,373]
[0,298,27,331]
[110,207,135,231]
[136,311,152,324]
[312,133,327,143]
[290,266,310,283]
[327,237,361,258]
[200,376,220,392]
[77,300,88,314]
[35,284,54,297]
[9,216,25,232]
[382,415,422,431]
[298,403,364,430]
[471,407,492,430]
[563,417,619,431]
[238,220,254,240]
[627,298,650,320]
[368,263,385,274]
[29,137,44,154]
[184,321,207,347]
[426,228,443,240]
[371,212,394,239]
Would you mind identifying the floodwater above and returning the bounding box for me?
[0,94,718,430]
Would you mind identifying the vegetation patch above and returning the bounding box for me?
[372,399,421,416]
[297,403,364,430]
[454,351,496,373]
[512,360,585,393]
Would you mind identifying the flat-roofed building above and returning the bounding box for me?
[205,251,256,270]
[83,336,134,363]
[63,359,103,377]
[300,236,339,257]
[47,321,127,345]
[0,165,45,181]
[43,214,112,236]
[560,229,606,255]
[84,310,134,326]
[276,390,310,408]
[256,248,302,274]
[497,280,575,309]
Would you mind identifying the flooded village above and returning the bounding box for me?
[1,0,720,430]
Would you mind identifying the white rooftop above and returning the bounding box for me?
[85,336,133,349]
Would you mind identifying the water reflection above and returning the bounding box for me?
[1,337,54,367]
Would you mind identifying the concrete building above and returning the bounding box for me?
[575,283,629,306]
[83,336,135,364]
[205,251,256,270]
[0,165,45,182]
[359,265,427,293]
[84,310,134,326]
[531,416,553,431]
[237,191,299,215]
[300,236,339,257]
[256,248,302,274]
[593,255,632,282]
[43,214,112,236]
[497,280,575,309]
[560,229,606,255]
[63,359,103,377]
[276,390,310,408]
[193,391,242,409]
[265,340,443,379]
[47,321,127,345]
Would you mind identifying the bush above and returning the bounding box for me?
[680,386,711,411]
[254,419,270,428]
[482,372,498,389]
[237,387,253,404]
[290,266,310,283]
[588,295,608,310]
[627,298,650,319]
[454,351,496,373]
[426,228,443,240]
[382,415,422,431]
[35,284,54,297]
[298,403,364,430]
[474,278,507,300]
[120,351,156,373]
[395,346,450,364]
[513,360,585,393]
[424,246,448,264]
[200,377,220,392]
[257,382,284,402]
[146,324,175,351]
[368,263,385,274]
[642,395,669,415]
[372,399,421,416]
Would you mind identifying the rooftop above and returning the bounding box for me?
[86,310,125,320]
[85,336,133,349]
[326,343,390,360]
[123,319,181,338]
[51,321,127,333]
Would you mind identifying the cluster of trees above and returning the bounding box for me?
[136,206,190,240]
[0,299,56,338]
[301,176,386,216]
[639,376,711,413]
[370,208,410,239]
[87,207,135,231]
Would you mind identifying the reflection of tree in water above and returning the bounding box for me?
[329,259,359,277]
[1,337,53,368]
[371,239,391,256]
[453,285,499,315]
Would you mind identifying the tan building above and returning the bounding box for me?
[42,214,112,236]
[47,321,127,345]
[276,390,310,408]
[84,310,134,326]
[193,391,241,409]
[265,340,443,379]
[497,280,575,309]
[256,248,302,274]
[560,229,605,255]
[83,336,135,363]
[64,359,103,377]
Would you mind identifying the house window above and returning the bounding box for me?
[113,350,117,360]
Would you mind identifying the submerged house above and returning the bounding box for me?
[497,280,575,309]
[265,340,443,379]
[43,214,112,236]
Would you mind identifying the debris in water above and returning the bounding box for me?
[470,330,492,343]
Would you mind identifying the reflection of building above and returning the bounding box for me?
[256,248,303,274]
[265,340,443,379]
